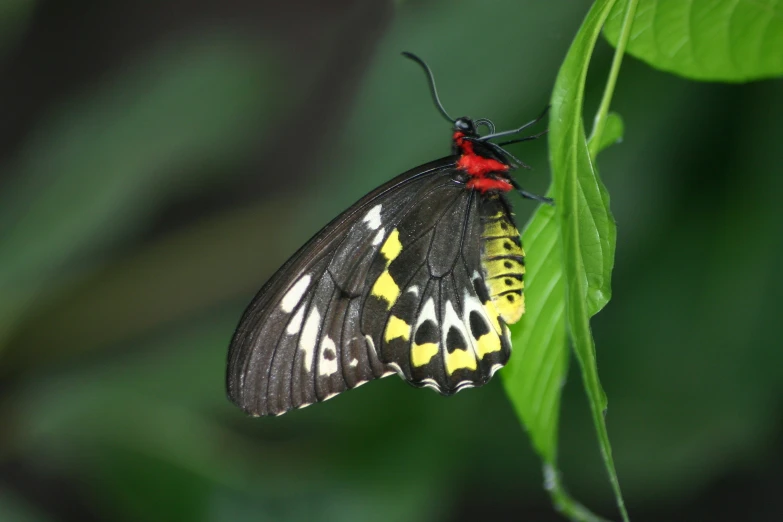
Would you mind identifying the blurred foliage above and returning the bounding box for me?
[0,37,276,348]
[0,0,35,56]
[1,1,782,521]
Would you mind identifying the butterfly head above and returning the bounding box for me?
[453,117,478,137]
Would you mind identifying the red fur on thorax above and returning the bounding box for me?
[453,131,512,193]
[466,177,513,192]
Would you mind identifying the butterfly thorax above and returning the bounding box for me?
[452,129,514,193]
[447,123,525,323]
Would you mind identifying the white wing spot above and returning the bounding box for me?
[443,300,473,354]
[407,285,419,297]
[463,289,500,335]
[415,297,438,328]
[349,358,359,368]
[372,228,385,245]
[455,380,475,392]
[318,336,339,376]
[419,378,442,392]
[299,307,321,371]
[281,275,311,313]
[286,306,305,335]
[363,204,382,230]
[387,362,403,376]
[365,335,378,355]
[489,363,504,377]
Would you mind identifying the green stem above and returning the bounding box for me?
[544,464,613,522]
[588,0,639,157]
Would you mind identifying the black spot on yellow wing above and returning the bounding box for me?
[408,281,447,387]
[363,184,471,387]
[445,327,467,352]
[414,319,438,344]
[444,326,476,374]
[438,277,481,390]
[411,319,439,368]
[455,261,508,370]
[472,275,490,304]
[469,310,490,338]
[362,230,434,373]
[465,270,511,373]
[379,263,431,380]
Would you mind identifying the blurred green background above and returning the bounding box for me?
[2,1,782,521]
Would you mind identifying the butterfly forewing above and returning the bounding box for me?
[227,159,523,416]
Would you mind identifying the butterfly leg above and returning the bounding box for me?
[479,105,550,141]
[509,178,554,205]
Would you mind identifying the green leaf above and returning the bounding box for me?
[504,1,630,518]
[604,0,783,82]
[592,112,625,156]
[550,0,626,521]
[505,206,615,522]
[503,203,567,464]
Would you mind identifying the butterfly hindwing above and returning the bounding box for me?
[366,188,514,395]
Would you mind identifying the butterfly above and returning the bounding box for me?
[226,52,551,416]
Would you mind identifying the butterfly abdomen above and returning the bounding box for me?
[479,199,525,326]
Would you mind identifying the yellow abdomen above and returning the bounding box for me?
[479,212,525,325]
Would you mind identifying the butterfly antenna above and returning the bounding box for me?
[402,52,455,123]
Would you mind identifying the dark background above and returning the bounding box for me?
[1,1,782,521]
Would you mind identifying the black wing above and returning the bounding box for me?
[227,157,513,416]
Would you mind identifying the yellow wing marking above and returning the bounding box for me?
[482,299,502,333]
[384,315,411,342]
[445,348,477,374]
[371,228,404,309]
[411,343,438,367]
[371,270,400,309]
[380,229,402,264]
[475,332,502,358]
